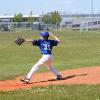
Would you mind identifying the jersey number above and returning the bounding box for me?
[44,44,51,51]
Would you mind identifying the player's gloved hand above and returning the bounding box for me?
[15,37,25,45]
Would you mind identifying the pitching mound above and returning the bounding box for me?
[0,66,100,91]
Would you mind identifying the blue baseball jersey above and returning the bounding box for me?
[32,39,58,54]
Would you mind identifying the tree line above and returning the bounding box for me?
[13,11,61,25]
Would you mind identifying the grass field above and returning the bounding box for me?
[0,85,100,100]
[0,30,100,99]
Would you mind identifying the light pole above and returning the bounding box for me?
[91,0,93,30]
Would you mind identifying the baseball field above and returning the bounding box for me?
[0,29,100,100]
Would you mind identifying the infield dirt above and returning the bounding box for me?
[0,66,100,91]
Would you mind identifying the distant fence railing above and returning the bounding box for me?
[0,22,60,31]
[0,22,33,31]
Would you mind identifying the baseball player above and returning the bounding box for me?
[20,31,62,83]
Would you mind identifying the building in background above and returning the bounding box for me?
[0,14,40,31]
[60,14,100,30]
[0,14,40,22]
[0,13,100,31]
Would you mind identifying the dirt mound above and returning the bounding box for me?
[0,66,100,91]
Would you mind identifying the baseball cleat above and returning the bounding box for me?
[20,77,32,84]
[56,75,63,80]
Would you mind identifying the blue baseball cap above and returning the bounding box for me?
[40,31,49,37]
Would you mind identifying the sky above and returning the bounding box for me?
[0,0,100,15]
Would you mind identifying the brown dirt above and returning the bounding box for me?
[0,66,100,91]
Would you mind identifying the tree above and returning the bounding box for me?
[13,13,23,22]
[51,11,61,25]
[41,15,51,24]
[42,11,61,25]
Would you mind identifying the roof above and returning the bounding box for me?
[0,14,40,19]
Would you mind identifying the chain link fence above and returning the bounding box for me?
[0,21,60,32]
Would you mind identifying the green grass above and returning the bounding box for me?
[0,30,100,80]
[0,85,100,100]
[0,30,100,99]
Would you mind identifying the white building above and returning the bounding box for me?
[0,14,40,22]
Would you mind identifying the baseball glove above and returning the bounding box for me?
[15,37,25,45]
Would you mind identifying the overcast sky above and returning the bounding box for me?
[0,0,99,15]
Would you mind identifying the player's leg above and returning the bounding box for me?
[26,62,43,80]
[20,63,43,83]
[46,55,62,80]
[27,54,61,78]
[20,55,46,83]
